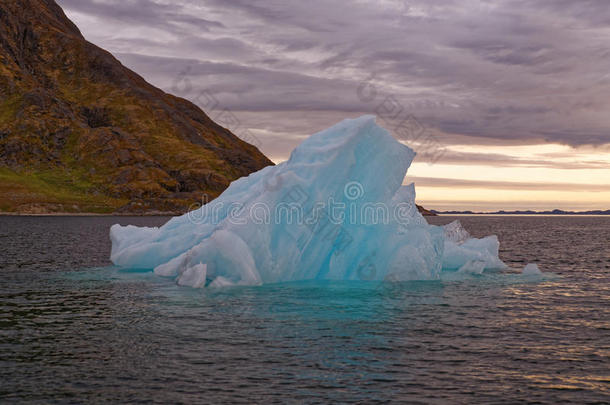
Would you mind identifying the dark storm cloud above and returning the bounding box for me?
[58,0,610,152]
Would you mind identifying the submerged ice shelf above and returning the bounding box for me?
[110,116,508,287]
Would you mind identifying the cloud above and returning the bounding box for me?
[57,0,610,154]
[412,150,610,170]
[407,176,610,192]
[58,0,224,33]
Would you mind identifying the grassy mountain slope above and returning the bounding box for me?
[0,0,272,214]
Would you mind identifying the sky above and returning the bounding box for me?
[57,0,610,211]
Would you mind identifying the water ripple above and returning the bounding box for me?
[0,215,608,403]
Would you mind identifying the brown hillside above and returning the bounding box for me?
[0,0,273,214]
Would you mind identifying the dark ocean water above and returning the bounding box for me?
[0,215,608,404]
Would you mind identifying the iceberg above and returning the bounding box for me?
[442,220,506,271]
[457,260,486,275]
[110,116,507,287]
[522,263,542,275]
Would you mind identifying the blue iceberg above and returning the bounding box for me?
[110,116,506,287]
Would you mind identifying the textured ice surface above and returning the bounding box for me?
[443,220,471,244]
[441,220,506,271]
[458,260,486,275]
[110,116,507,287]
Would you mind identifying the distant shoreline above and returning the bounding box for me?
[2,212,609,217]
[434,210,610,216]
[435,213,610,217]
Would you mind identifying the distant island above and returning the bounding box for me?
[434,209,610,215]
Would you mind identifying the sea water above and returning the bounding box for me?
[0,215,608,403]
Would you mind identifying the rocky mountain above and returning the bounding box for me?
[0,0,272,214]
[416,204,436,216]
